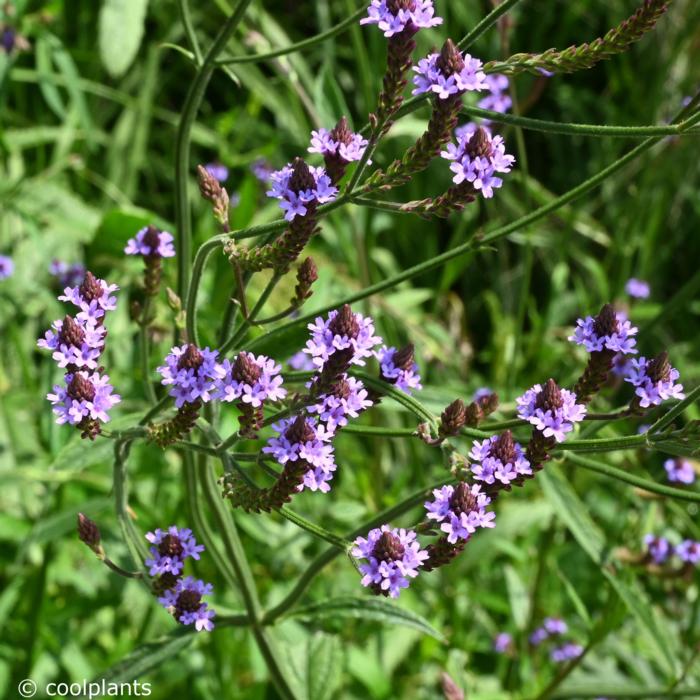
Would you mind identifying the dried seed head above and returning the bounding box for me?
[392,344,415,372]
[285,415,315,444]
[79,271,103,302]
[593,303,619,337]
[478,392,499,416]
[297,257,319,287]
[77,513,101,548]
[535,378,564,411]
[330,116,353,145]
[288,157,315,194]
[231,353,262,385]
[177,344,204,371]
[158,534,184,559]
[440,399,467,436]
[449,482,478,515]
[59,315,85,347]
[328,304,360,339]
[491,430,517,465]
[372,531,406,561]
[67,373,96,402]
[647,351,671,383]
[466,127,493,160]
[197,164,223,201]
[435,38,465,75]
[465,401,484,427]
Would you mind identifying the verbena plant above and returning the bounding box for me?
[3,0,700,697]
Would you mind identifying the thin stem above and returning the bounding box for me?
[103,557,144,580]
[278,507,351,550]
[532,642,593,700]
[138,297,157,404]
[179,0,203,65]
[457,0,524,51]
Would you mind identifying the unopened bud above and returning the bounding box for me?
[439,399,467,437]
[77,513,104,558]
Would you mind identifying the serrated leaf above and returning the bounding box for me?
[288,596,446,642]
[98,0,149,78]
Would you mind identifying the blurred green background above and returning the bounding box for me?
[1,0,699,697]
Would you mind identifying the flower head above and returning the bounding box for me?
[469,431,532,485]
[145,526,205,576]
[49,260,86,288]
[308,375,373,434]
[442,125,515,198]
[664,458,695,485]
[360,0,442,38]
[157,344,223,408]
[412,41,487,99]
[644,534,670,564]
[424,482,496,544]
[551,643,583,663]
[624,352,684,408]
[288,350,316,372]
[352,525,429,598]
[544,617,568,635]
[59,271,119,321]
[625,278,650,299]
[0,254,14,279]
[494,632,513,653]
[309,117,368,164]
[676,540,700,565]
[214,352,286,407]
[251,158,273,184]
[569,304,637,355]
[158,576,215,631]
[477,74,512,117]
[376,344,422,394]
[516,379,586,442]
[47,371,121,426]
[125,226,176,258]
[37,314,106,370]
[205,162,229,183]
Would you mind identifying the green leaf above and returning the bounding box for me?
[504,565,530,630]
[98,0,149,78]
[287,596,446,642]
[307,633,342,700]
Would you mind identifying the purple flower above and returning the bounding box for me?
[442,126,515,198]
[569,308,638,355]
[205,162,229,183]
[624,353,684,408]
[145,526,205,576]
[304,307,382,370]
[59,271,119,322]
[376,345,422,394]
[49,260,86,288]
[309,127,368,164]
[288,351,316,372]
[676,540,700,565]
[0,254,14,279]
[611,353,633,378]
[516,380,586,443]
[424,482,496,544]
[47,371,121,426]
[125,226,176,258]
[477,74,512,117]
[412,51,487,99]
[644,534,670,564]
[544,617,568,635]
[550,643,583,663]
[352,525,429,598]
[266,160,338,221]
[157,344,224,408]
[468,431,532,486]
[473,387,494,402]
[37,315,106,370]
[1,27,16,54]
[664,458,695,485]
[530,627,549,645]
[308,374,373,434]
[251,158,273,184]
[214,352,286,407]
[494,632,513,653]
[625,278,650,299]
[360,0,442,38]
[158,576,215,632]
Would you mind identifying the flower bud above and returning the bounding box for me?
[77,513,104,558]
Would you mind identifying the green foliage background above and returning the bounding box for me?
[1,0,699,697]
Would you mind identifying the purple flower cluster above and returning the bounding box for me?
[158,576,216,632]
[644,535,700,566]
[205,162,229,183]
[352,525,429,598]
[516,383,586,442]
[145,526,205,576]
[664,458,695,485]
[0,254,14,280]
[625,278,650,299]
[288,350,316,372]
[442,126,515,198]
[157,344,223,407]
[624,354,684,408]
[47,371,121,427]
[424,483,496,544]
[677,540,700,565]
[644,534,670,564]
[49,260,85,288]
[267,163,338,221]
[376,345,422,394]
[215,352,286,407]
[360,0,442,38]
[263,417,337,492]
[308,374,373,434]
[477,74,512,118]
[493,632,513,654]
[530,617,568,645]
[59,272,118,322]
[250,158,273,184]
[569,310,638,355]
[550,643,584,663]
[309,128,368,164]
[125,226,176,258]
[304,308,382,369]
[412,51,487,99]
[468,432,532,486]
[38,315,106,370]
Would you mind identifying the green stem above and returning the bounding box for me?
[457,0,524,51]
[647,385,700,434]
[138,297,157,404]
[179,0,203,65]
[278,507,352,550]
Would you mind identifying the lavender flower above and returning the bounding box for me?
[304,307,382,370]
[125,226,176,258]
[625,278,650,299]
[551,643,583,663]
[569,309,638,355]
[494,632,513,653]
[360,0,442,38]
[59,271,119,322]
[473,387,494,402]
[477,74,512,117]
[468,431,532,486]
[644,534,670,564]
[376,345,422,394]
[37,315,106,370]
[0,254,14,279]
[145,526,205,576]
[205,162,229,183]
[251,158,273,184]
[544,617,568,635]
[352,525,429,598]
[288,351,316,372]
[412,51,487,99]
[214,352,286,407]
[530,628,549,645]
[424,482,496,544]
[308,375,373,434]
[664,458,695,485]
[266,161,338,221]
[49,260,86,288]
[442,126,515,198]
[624,352,684,408]
[158,576,216,632]
[47,371,121,426]
[157,344,223,408]
[309,119,368,166]
[516,381,586,443]
[676,540,700,565]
